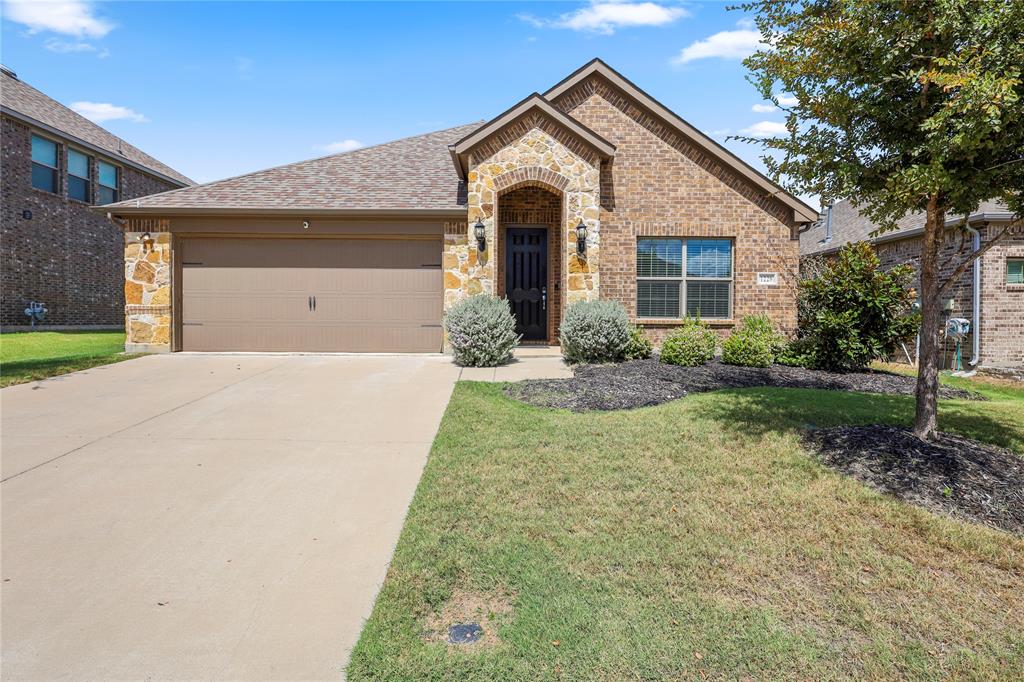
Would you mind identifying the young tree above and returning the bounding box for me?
[737,0,1024,440]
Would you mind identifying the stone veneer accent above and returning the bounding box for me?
[445,117,602,314]
[124,221,171,351]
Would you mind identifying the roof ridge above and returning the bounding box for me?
[105,121,483,209]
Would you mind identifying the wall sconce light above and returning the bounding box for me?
[474,219,487,252]
[575,220,588,256]
[139,232,155,251]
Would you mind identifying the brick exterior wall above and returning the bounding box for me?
[550,76,800,342]
[1,115,180,327]
[867,223,1024,369]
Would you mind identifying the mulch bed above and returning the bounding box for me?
[804,425,1024,535]
[507,358,983,412]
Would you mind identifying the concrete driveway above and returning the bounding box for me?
[1,354,459,680]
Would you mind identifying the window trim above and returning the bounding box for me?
[30,133,60,194]
[636,237,734,320]
[66,146,93,204]
[1007,257,1024,286]
[97,159,121,205]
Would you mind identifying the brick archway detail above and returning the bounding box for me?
[494,166,571,195]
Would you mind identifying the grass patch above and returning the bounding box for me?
[348,383,1024,680]
[0,331,137,387]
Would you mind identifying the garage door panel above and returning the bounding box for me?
[181,238,443,352]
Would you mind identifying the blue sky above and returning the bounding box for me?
[1,1,806,204]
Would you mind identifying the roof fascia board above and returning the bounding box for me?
[2,105,190,188]
[452,93,616,159]
[94,206,468,218]
[806,211,1018,256]
[544,60,819,224]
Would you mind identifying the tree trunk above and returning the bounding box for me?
[914,196,943,440]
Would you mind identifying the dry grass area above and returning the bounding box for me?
[348,382,1024,680]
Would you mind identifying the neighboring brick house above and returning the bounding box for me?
[800,200,1022,370]
[101,59,818,353]
[1,66,192,329]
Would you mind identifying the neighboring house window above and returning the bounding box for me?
[637,238,733,319]
[31,135,59,193]
[1008,258,1024,285]
[98,160,119,204]
[67,149,91,202]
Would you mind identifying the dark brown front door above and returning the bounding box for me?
[505,228,548,341]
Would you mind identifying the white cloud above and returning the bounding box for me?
[3,0,113,38]
[705,128,730,137]
[776,93,799,106]
[520,2,688,35]
[43,38,96,53]
[672,28,765,64]
[321,139,364,154]
[751,103,777,113]
[70,101,148,123]
[739,120,789,138]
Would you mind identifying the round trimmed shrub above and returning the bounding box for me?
[443,295,520,367]
[721,314,784,368]
[559,300,631,364]
[660,318,717,366]
[621,325,653,360]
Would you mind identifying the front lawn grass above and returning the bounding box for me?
[348,382,1024,680]
[0,331,135,387]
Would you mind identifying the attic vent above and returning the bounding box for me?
[1,65,17,80]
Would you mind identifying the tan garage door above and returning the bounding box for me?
[181,237,443,352]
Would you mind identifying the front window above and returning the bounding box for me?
[1008,258,1024,285]
[98,160,119,204]
[67,149,91,202]
[31,135,59,193]
[637,238,732,319]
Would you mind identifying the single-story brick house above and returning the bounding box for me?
[1,65,192,329]
[102,59,817,353]
[800,200,1022,370]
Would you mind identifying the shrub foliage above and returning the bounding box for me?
[721,314,784,368]
[621,325,654,361]
[798,242,919,371]
[443,295,520,367]
[660,317,717,366]
[560,300,631,364]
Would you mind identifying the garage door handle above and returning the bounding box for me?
[308,296,312,312]
[312,295,316,311]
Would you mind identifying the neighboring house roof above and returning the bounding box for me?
[800,199,1016,256]
[104,123,482,216]
[544,59,820,224]
[0,68,193,187]
[449,93,615,179]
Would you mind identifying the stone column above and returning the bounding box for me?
[124,230,172,353]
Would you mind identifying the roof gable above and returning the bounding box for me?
[545,59,818,224]
[1,70,193,187]
[449,93,615,179]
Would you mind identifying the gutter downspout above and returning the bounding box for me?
[966,224,982,367]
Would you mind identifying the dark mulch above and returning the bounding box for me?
[805,425,1024,535]
[507,358,983,412]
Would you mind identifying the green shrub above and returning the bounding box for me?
[660,317,717,366]
[776,337,816,368]
[443,295,520,367]
[721,314,784,367]
[621,325,654,360]
[560,300,631,363]
[798,242,919,371]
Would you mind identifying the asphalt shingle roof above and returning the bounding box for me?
[800,199,1013,256]
[105,123,482,213]
[1,69,193,187]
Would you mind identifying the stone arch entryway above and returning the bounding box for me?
[497,182,564,343]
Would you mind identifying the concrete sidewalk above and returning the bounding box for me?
[457,347,573,382]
